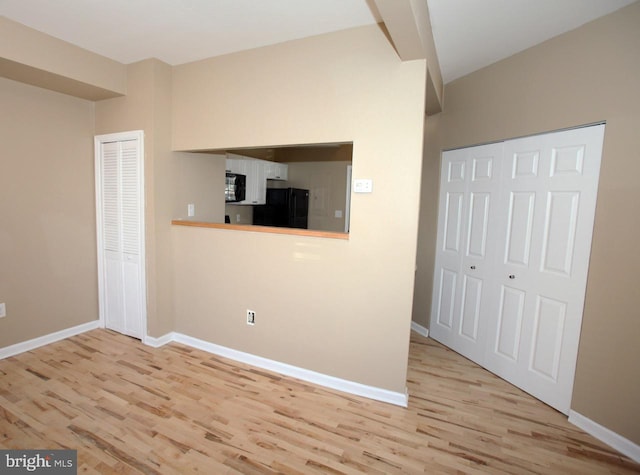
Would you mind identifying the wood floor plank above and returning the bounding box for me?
[0,329,638,474]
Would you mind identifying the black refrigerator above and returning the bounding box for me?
[253,188,309,229]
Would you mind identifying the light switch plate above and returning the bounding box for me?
[0,303,6,318]
[353,179,373,193]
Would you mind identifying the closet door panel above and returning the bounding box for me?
[504,191,535,267]
[466,192,490,258]
[485,125,605,414]
[494,285,525,361]
[459,275,482,341]
[443,192,464,253]
[431,149,467,345]
[104,252,125,334]
[529,296,566,381]
[540,191,580,277]
[430,143,503,363]
[456,144,503,361]
[435,268,457,329]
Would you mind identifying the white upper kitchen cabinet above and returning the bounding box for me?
[265,161,288,181]
[226,154,266,205]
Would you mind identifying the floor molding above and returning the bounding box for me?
[144,332,176,348]
[569,410,640,463]
[0,320,101,359]
[411,321,429,338]
[150,331,408,407]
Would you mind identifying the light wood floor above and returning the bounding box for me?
[0,329,638,474]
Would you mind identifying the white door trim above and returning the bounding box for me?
[94,130,147,342]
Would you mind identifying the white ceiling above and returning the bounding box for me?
[0,0,381,66]
[427,0,637,83]
[0,0,636,84]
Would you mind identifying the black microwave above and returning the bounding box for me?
[225,173,246,203]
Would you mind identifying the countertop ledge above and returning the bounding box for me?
[171,220,349,240]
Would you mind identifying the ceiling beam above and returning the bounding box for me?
[0,16,126,100]
[373,0,443,113]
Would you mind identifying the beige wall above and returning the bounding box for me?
[0,78,98,346]
[415,2,640,443]
[95,59,175,337]
[171,25,426,393]
[412,113,440,327]
[173,153,226,223]
[286,161,350,232]
[225,204,253,225]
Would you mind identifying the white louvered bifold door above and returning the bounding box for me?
[99,137,144,339]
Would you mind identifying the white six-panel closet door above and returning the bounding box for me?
[485,125,604,413]
[430,124,604,414]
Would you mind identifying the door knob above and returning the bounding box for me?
[509,274,515,279]
[470,265,476,270]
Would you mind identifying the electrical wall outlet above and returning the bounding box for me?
[0,303,6,318]
[187,203,195,217]
[246,309,255,325]
[353,178,373,193]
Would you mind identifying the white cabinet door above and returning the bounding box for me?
[225,158,244,174]
[265,162,288,180]
[96,132,145,340]
[485,125,605,413]
[430,143,503,364]
[248,159,266,205]
[226,155,267,205]
[430,125,605,414]
[276,163,288,180]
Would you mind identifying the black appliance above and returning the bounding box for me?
[253,188,309,229]
[225,173,246,202]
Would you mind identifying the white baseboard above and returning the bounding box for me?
[411,321,429,337]
[144,332,176,348]
[569,410,640,463]
[0,320,101,359]
[148,331,408,407]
